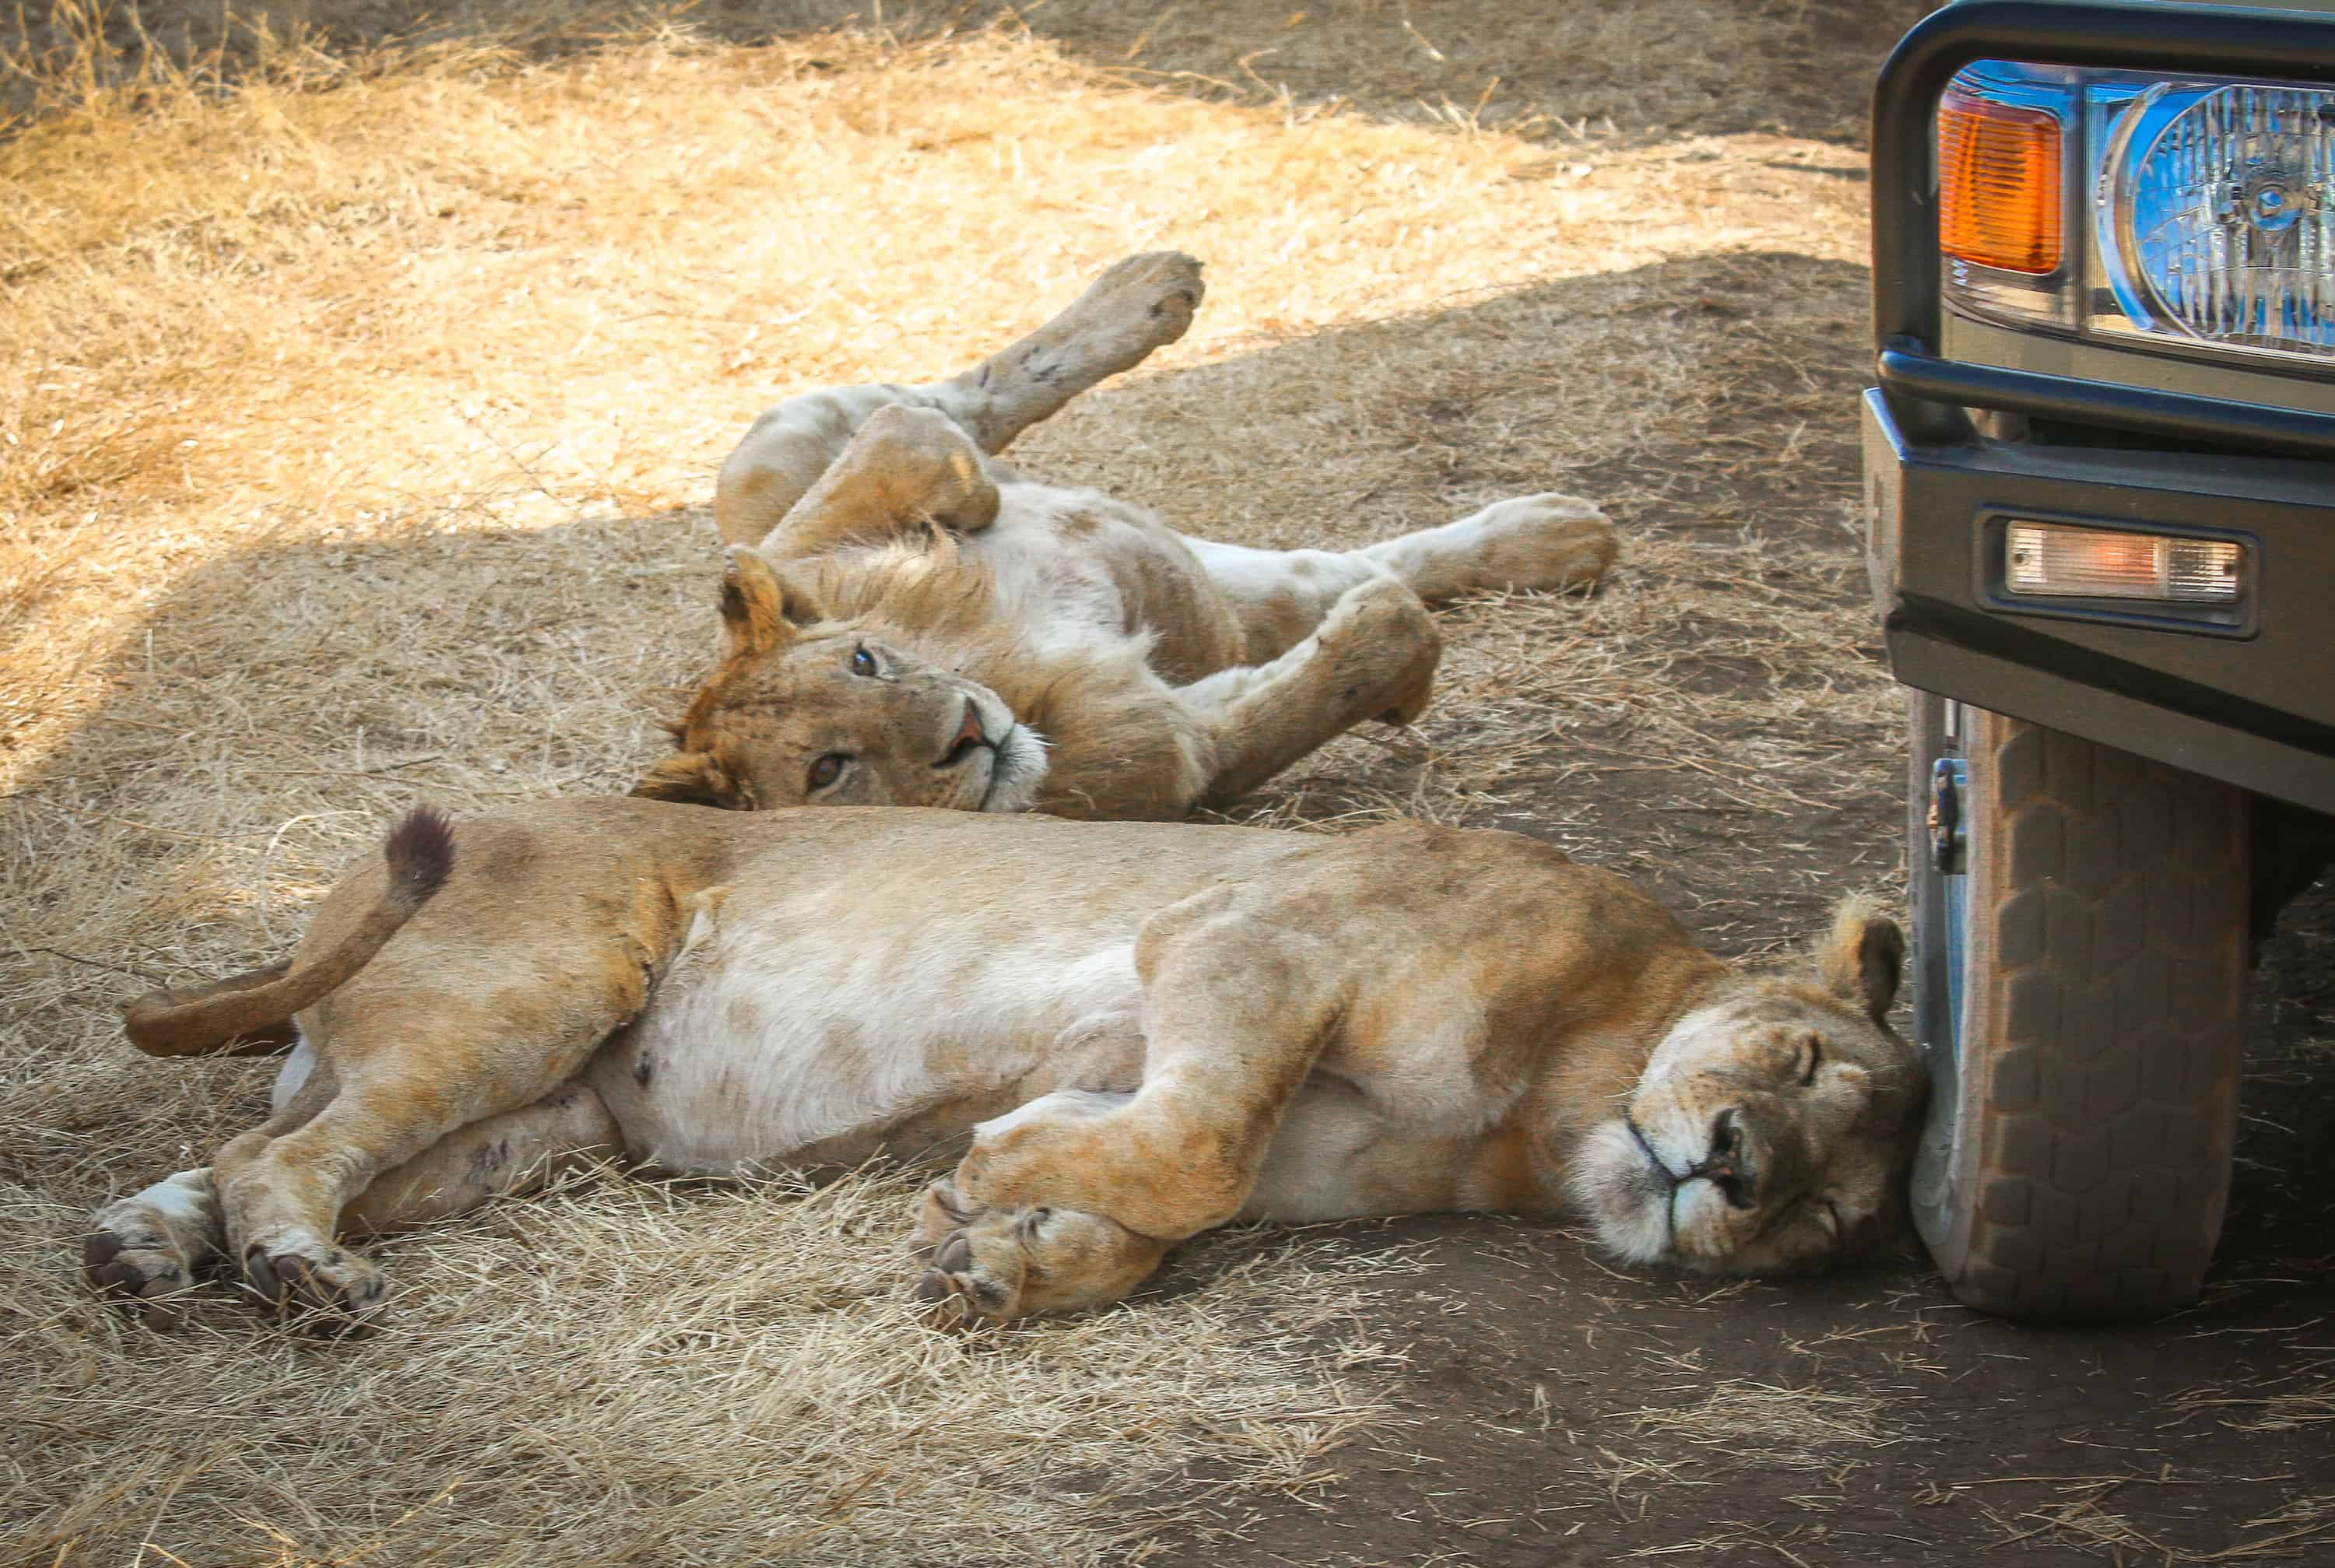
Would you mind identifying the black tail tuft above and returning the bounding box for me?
[384,805,456,908]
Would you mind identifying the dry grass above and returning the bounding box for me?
[1621,1379,1912,1472]
[2,0,1906,142]
[2,1,1894,1562]
[11,1167,1395,1565]
[2168,1356,2335,1434]
[1968,1479,2335,1566]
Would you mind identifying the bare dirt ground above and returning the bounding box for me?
[3,3,2331,1565]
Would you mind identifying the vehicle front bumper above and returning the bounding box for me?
[1863,386,2335,816]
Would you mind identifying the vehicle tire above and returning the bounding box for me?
[1906,694,2250,1321]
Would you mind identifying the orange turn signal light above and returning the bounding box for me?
[1937,88,2063,275]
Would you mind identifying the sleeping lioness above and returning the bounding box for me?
[630,252,1618,819]
[86,801,1922,1327]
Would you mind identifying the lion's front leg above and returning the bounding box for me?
[1180,574,1443,808]
[915,1092,1166,1323]
[915,917,1344,1319]
[913,1171,1168,1322]
[760,403,1003,559]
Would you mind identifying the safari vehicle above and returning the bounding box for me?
[1863,0,2335,1321]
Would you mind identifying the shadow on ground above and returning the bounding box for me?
[9,0,1919,147]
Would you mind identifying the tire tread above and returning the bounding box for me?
[1931,709,2247,1322]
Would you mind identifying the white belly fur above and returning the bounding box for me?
[962,485,1199,660]
[592,890,1147,1175]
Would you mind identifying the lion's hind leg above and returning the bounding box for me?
[87,1088,620,1328]
[211,983,638,1321]
[715,252,1203,546]
[1361,493,1617,601]
[85,1058,340,1323]
[934,251,1205,452]
[339,1083,620,1235]
[1176,495,1613,666]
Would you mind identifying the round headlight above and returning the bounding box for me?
[2105,82,2335,359]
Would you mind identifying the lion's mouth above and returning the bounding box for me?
[976,724,1024,811]
[966,722,1048,813]
[1565,1117,1680,1268]
[1627,1116,1677,1182]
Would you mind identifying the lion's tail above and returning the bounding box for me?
[121,806,455,1058]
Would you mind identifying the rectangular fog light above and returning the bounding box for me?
[2003,521,2244,603]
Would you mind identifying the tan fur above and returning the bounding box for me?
[87,802,1921,1327]
[639,253,1618,819]
[120,809,452,1057]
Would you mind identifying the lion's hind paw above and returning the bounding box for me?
[1318,576,1441,725]
[1467,493,1620,593]
[84,1175,226,1329]
[238,1238,388,1328]
[83,1225,202,1329]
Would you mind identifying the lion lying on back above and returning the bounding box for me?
[630,252,1617,819]
[87,801,1922,1327]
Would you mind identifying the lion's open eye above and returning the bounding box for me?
[806,753,849,791]
[850,646,877,678]
[1799,1037,1823,1086]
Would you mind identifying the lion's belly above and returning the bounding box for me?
[585,919,1149,1177]
[967,489,1242,682]
[1236,1075,1466,1224]
[968,528,1128,649]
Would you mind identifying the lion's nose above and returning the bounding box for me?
[936,700,989,769]
[1710,1107,1741,1161]
[1692,1107,1757,1210]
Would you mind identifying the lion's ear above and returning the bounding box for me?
[1816,896,1904,1025]
[630,752,740,808]
[720,545,828,656]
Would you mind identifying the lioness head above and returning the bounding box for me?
[1571,897,1924,1276]
[632,548,1049,812]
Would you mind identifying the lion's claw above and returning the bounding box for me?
[915,1228,1017,1321]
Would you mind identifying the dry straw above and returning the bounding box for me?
[2,1,1898,1561]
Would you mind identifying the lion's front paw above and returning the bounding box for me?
[1007,252,1203,397]
[1075,251,1205,348]
[915,1177,973,1251]
[847,405,999,533]
[239,1237,387,1324]
[912,1204,1168,1324]
[915,1218,1029,1323]
[1322,577,1441,724]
